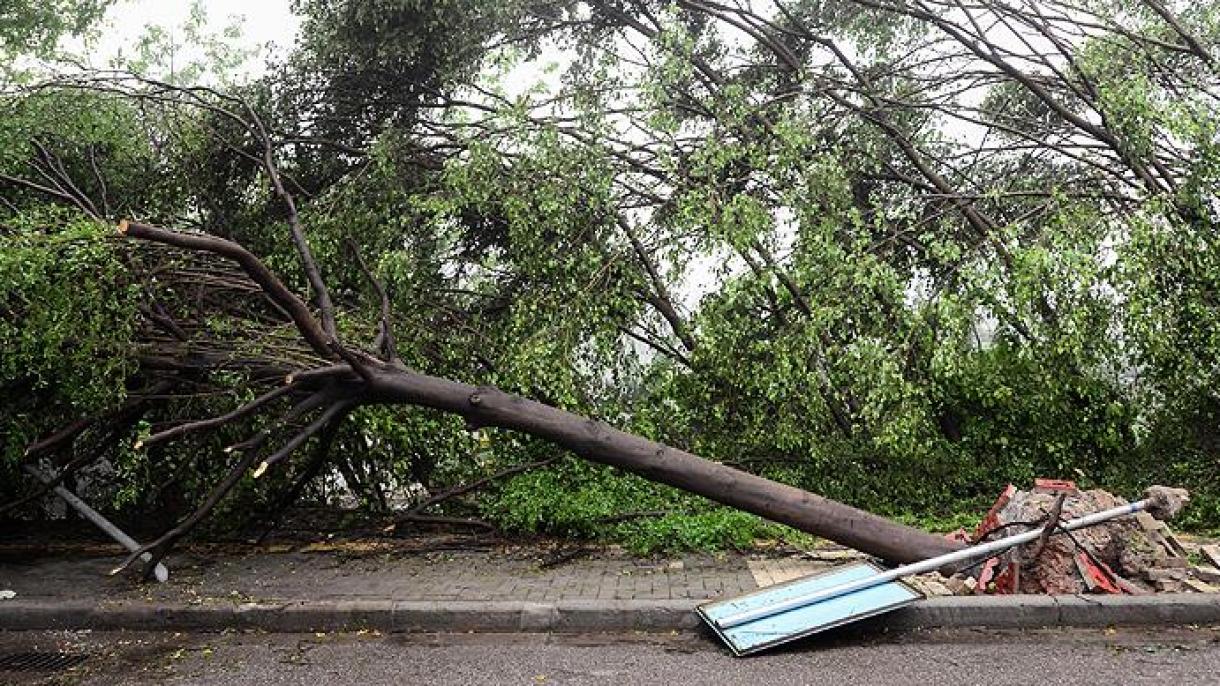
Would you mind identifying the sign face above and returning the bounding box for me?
[697,561,922,656]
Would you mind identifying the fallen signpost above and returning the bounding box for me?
[698,486,1187,656]
[22,465,170,583]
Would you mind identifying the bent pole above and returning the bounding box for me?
[23,465,170,583]
[716,498,1149,630]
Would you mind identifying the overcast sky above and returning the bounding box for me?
[95,0,301,75]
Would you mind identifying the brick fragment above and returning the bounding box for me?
[1201,544,1220,568]
[1184,579,1218,593]
[1191,565,1220,583]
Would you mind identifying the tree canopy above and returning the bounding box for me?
[0,0,112,58]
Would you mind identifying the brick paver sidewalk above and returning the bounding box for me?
[0,542,852,607]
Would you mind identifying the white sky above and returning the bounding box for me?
[94,0,301,75]
[91,1,564,92]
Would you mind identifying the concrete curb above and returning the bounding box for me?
[2,595,1219,633]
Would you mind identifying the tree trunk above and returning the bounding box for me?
[368,369,961,563]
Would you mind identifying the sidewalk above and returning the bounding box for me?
[1,540,780,604]
[3,538,1220,633]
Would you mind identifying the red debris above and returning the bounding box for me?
[1033,478,1080,495]
[1076,552,1123,594]
[973,484,1017,542]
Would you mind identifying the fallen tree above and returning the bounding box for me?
[1,74,960,572]
[4,0,1217,574]
[107,219,962,576]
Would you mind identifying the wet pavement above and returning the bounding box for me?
[3,625,1220,685]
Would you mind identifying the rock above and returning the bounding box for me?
[1161,532,1190,558]
[922,580,952,597]
[1119,534,1159,578]
[944,576,976,595]
[1154,579,1183,592]
[1143,485,1190,520]
[1113,575,1152,596]
[1136,511,1165,533]
[1134,510,1190,556]
[908,576,953,597]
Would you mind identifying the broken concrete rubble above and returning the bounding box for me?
[1202,544,1220,569]
[955,482,1217,595]
[980,485,1156,594]
[1193,566,1220,584]
[1144,567,1187,582]
[1143,485,1191,520]
[756,482,1215,598]
[1185,579,1218,593]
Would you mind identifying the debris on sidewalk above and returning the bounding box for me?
[1201,544,1220,568]
[699,486,1180,655]
[910,481,1212,597]
[800,548,866,564]
[964,481,1214,595]
[905,576,953,597]
[1184,579,1218,594]
[0,589,15,600]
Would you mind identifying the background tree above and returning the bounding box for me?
[0,0,112,61]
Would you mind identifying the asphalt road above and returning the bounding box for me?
[4,626,1220,685]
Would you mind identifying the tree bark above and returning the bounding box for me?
[365,370,961,563]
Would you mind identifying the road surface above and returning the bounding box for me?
[3,626,1219,685]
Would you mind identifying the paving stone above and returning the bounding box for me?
[745,558,823,587]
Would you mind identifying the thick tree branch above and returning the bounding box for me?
[137,383,297,449]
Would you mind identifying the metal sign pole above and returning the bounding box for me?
[23,465,170,583]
